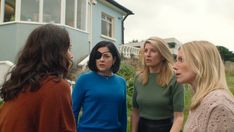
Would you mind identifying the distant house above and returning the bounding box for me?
[0,0,133,64]
[120,38,181,59]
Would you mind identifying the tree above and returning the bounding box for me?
[216,46,234,62]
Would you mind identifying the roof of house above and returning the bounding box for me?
[106,0,134,15]
[124,38,182,48]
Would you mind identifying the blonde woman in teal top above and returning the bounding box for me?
[131,36,184,132]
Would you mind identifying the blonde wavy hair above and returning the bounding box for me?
[138,36,174,87]
[180,41,229,110]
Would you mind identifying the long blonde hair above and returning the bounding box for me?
[138,36,174,87]
[181,41,229,110]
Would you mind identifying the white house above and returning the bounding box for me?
[120,37,182,58]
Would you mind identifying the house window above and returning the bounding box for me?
[77,0,86,30]
[43,0,61,23]
[101,13,114,38]
[21,0,39,22]
[4,0,15,22]
[65,0,75,27]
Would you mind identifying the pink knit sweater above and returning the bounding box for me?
[184,89,234,132]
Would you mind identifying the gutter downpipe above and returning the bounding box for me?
[121,14,129,44]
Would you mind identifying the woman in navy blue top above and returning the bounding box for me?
[72,41,127,132]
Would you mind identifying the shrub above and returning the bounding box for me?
[118,62,136,110]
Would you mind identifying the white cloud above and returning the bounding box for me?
[116,0,234,51]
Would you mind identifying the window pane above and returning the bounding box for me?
[4,0,15,22]
[101,13,113,37]
[66,0,75,27]
[21,0,39,22]
[77,0,86,30]
[43,0,61,23]
[107,23,112,37]
[101,20,107,36]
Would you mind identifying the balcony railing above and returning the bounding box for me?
[119,45,140,58]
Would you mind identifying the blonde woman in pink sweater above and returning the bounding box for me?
[173,41,234,132]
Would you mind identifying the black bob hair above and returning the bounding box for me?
[88,41,121,73]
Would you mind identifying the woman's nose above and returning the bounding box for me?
[145,52,150,56]
[173,64,177,71]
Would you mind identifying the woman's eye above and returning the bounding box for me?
[103,54,110,58]
[177,57,183,62]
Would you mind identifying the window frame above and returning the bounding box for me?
[0,0,88,32]
[101,12,115,38]
[3,0,16,22]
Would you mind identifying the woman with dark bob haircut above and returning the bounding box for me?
[0,24,76,132]
[72,41,127,132]
[88,41,121,73]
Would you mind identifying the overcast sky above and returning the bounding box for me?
[116,0,234,52]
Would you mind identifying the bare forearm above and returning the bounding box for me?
[170,113,184,132]
[130,109,139,132]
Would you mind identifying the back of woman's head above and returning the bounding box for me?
[181,41,228,109]
[88,41,121,73]
[139,36,174,86]
[0,24,71,101]
[19,24,71,74]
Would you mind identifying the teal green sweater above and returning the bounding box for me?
[132,73,184,120]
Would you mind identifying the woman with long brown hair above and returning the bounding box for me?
[0,24,76,132]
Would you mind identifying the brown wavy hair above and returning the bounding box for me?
[0,24,71,101]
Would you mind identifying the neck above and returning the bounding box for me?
[149,66,160,73]
[97,71,113,76]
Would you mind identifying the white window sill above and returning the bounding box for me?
[101,35,116,42]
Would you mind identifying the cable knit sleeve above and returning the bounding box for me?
[207,104,234,131]
[183,90,234,132]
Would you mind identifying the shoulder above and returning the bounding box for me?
[203,90,234,107]
[76,71,95,80]
[134,71,142,79]
[168,75,184,91]
[198,90,234,118]
[133,72,142,84]
[40,76,70,96]
[207,103,234,131]
[169,74,178,85]
[113,74,126,86]
[114,74,126,81]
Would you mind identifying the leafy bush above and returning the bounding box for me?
[0,100,3,108]
[117,62,136,110]
[117,62,137,132]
